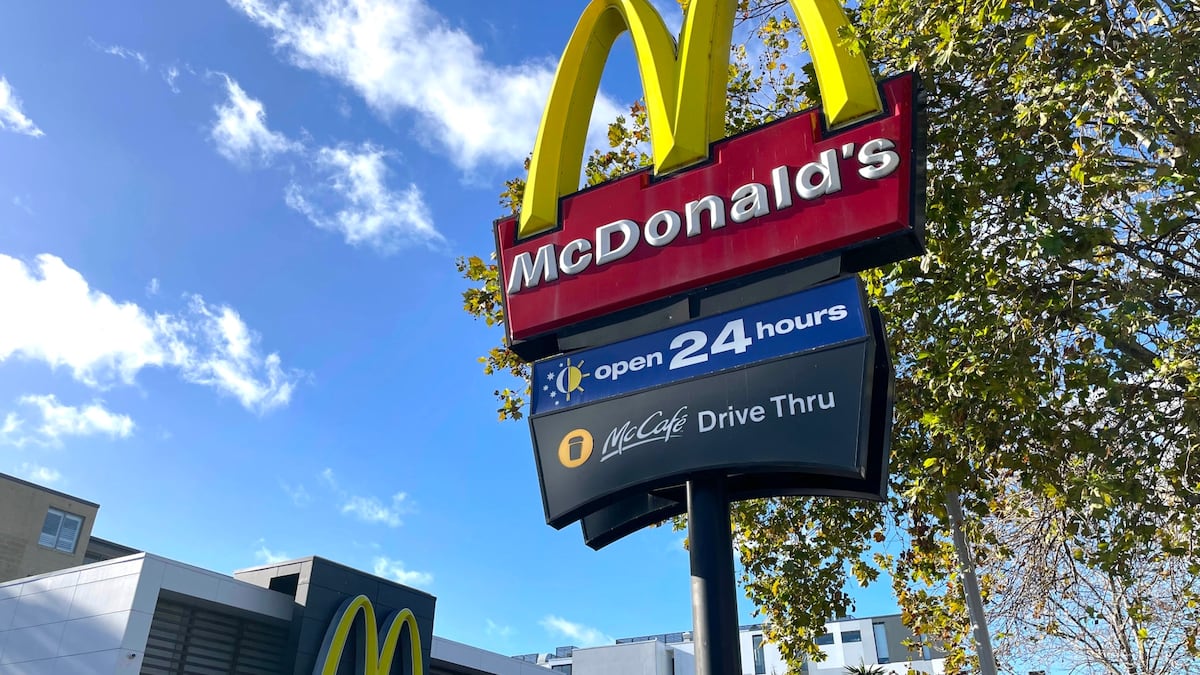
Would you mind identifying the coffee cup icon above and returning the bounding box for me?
[558,429,593,468]
[567,435,585,462]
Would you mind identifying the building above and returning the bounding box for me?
[0,473,559,674]
[805,615,944,674]
[0,473,944,675]
[1,473,100,581]
[0,473,140,585]
[0,550,562,674]
[517,617,945,675]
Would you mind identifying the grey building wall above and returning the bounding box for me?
[235,556,436,675]
[871,614,946,664]
[84,537,140,566]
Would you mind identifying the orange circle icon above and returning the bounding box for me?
[558,429,593,468]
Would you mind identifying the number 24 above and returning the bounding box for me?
[668,319,752,370]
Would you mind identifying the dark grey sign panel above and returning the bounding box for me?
[532,338,876,529]
[579,491,684,548]
[580,308,895,549]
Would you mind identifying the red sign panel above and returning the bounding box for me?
[496,73,922,345]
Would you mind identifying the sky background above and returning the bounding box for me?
[0,0,903,657]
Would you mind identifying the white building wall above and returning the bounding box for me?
[806,617,945,675]
[572,641,671,674]
[0,555,153,674]
[672,643,696,674]
[432,637,553,675]
[552,622,940,675]
[0,553,293,675]
[737,629,787,675]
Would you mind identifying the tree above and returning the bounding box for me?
[459,0,1200,671]
[985,487,1200,675]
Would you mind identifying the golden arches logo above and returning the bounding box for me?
[314,595,423,675]
[519,0,883,239]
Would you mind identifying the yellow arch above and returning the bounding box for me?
[518,0,882,239]
[315,595,424,675]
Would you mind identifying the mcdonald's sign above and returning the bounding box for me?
[314,595,424,675]
[495,0,925,356]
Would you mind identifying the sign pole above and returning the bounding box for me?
[687,474,741,675]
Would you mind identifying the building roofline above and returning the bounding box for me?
[234,555,437,600]
[0,471,99,507]
[86,535,140,554]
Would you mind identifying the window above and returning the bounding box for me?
[841,630,862,643]
[40,508,84,553]
[873,622,890,663]
[551,666,572,674]
[815,633,835,646]
[752,634,766,674]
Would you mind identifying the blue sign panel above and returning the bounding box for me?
[531,276,867,415]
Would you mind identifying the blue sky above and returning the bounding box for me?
[0,0,901,657]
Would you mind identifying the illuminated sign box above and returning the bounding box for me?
[529,279,885,529]
[497,73,923,351]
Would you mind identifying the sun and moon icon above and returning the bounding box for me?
[543,357,589,403]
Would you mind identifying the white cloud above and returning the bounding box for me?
[254,542,292,564]
[2,394,133,448]
[207,73,441,252]
[229,0,621,172]
[146,278,160,296]
[12,195,34,215]
[0,76,44,138]
[372,556,432,588]
[170,296,298,412]
[286,143,442,252]
[91,41,149,71]
[207,78,439,251]
[486,619,515,640]
[281,480,311,506]
[0,253,300,413]
[0,254,168,386]
[19,394,134,441]
[163,66,182,93]
[540,615,613,647]
[18,462,61,484]
[319,468,412,527]
[2,412,21,436]
[211,75,299,165]
[341,492,410,527]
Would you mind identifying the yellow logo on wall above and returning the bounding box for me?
[558,429,594,468]
[519,0,883,240]
[314,595,423,675]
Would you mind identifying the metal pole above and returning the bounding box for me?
[945,490,998,675]
[687,474,742,675]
